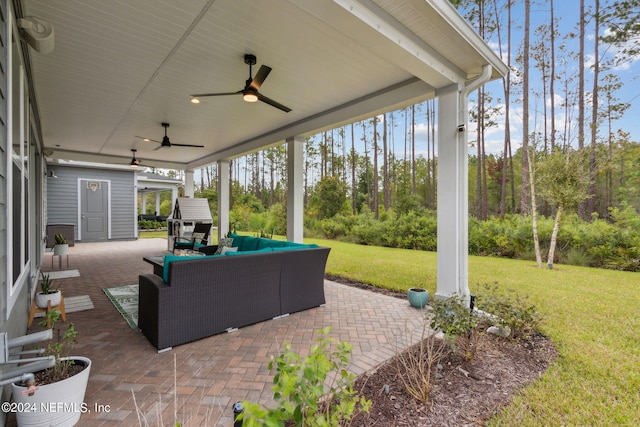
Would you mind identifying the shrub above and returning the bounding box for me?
[320,218,348,239]
[239,327,371,426]
[138,219,164,230]
[476,283,542,340]
[389,320,448,403]
[430,295,480,361]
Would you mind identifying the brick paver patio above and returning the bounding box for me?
[15,238,427,426]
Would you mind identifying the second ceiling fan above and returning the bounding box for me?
[136,123,204,150]
[191,54,292,113]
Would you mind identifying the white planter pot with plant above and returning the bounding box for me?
[35,273,62,309]
[11,311,91,427]
[53,232,69,256]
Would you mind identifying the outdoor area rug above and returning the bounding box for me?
[34,295,94,317]
[45,269,80,280]
[102,285,139,329]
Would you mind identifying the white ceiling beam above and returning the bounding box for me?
[48,150,187,171]
[187,77,434,169]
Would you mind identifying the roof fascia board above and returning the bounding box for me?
[188,78,434,169]
[414,0,509,78]
[290,0,467,86]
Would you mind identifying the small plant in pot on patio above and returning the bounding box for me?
[35,272,61,309]
[12,310,92,427]
[53,232,69,256]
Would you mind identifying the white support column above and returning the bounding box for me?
[217,160,230,241]
[171,188,178,213]
[184,170,195,197]
[286,136,304,243]
[436,84,470,305]
[155,192,161,215]
[141,192,147,214]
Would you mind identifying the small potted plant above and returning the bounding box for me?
[12,311,92,427]
[35,272,62,309]
[53,233,69,256]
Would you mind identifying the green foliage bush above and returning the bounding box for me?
[308,207,640,271]
[429,294,480,360]
[239,327,371,426]
[138,219,165,230]
[476,283,542,340]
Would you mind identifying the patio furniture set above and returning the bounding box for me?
[138,234,331,351]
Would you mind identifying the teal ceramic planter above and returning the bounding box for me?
[407,288,429,308]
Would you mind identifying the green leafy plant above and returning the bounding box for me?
[476,282,542,340]
[39,310,78,383]
[39,272,59,295]
[430,294,480,360]
[54,233,67,245]
[239,327,371,426]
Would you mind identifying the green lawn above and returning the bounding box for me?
[305,237,640,426]
[138,230,167,239]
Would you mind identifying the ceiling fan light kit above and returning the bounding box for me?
[190,53,291,112]
[130,149,140,167]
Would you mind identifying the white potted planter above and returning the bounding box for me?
[53,232,69,256]
[12,356,92,427]
[36,289,62,309]
[53,243,69,256]
[36,273,62,309]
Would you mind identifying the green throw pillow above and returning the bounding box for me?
[214,237,234,255]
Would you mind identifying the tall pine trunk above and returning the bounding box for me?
[521,0,531,215]
[588,0,600,218]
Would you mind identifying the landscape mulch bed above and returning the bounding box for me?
[328,275,559,426]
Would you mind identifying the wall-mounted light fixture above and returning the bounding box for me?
[18,16,54,54]
[45,170,57,179]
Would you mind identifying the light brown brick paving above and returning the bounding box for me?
[10,238,428,426]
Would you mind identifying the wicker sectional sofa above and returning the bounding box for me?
[138,236,330,351]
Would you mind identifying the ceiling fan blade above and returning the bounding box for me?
[170,143,205,148]
[249,65,272,91]
[135,136,162,144]
[257,93,292,113]
[190,90,243,97]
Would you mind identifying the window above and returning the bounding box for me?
[6,11,31,318]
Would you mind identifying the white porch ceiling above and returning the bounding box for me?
[22,0,506,170]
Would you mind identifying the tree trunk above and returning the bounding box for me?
[528,148,542,268]
[351,123,357,214]
[578,0,586,219]
[521,0,531,215]
[411,105,416,195]
[550,0,556,151]
[547,205,563,269]
[383,113,390,210]
[373,117,379,219]
[588,0,600,218]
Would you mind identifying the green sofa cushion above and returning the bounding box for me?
[270,244,318,251]
[163,255,204,282]
[257,238,290,249]
[225,247,273,256]
[240,235,261,251]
